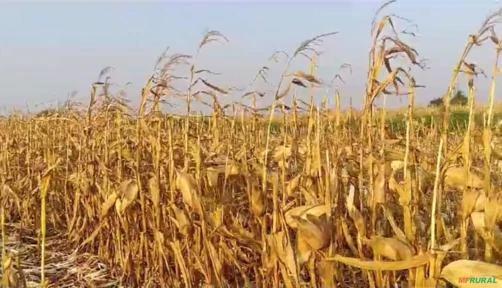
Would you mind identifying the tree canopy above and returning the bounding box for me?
[429,90,468,107]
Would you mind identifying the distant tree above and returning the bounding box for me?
[450,90,468,106]
[35,108,59,117]
[428,90,468,107]
[429,97,443,107]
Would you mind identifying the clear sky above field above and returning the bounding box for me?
[1,0,502,114]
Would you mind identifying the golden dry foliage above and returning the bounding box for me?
[2,2,502,288]
[440,260,502,288]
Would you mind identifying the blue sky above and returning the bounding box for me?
[1,1,501,113]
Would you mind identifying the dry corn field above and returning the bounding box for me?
[4,2,502,288]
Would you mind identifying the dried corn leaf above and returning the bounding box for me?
[368,236,413,261]
[471,212,502,253]
[462,189,482,218]
[440,260,502,288]
[284,204,330,229]
[390,160,404,171]
[118,179,139,214]
[374,162,387,204]
[293,71,322,85]
[208,205,224,229]
[285,174,301,197]
[382,206,408,244]
[266,231,299,283]
[341,219,359,255]
[485,193,502,229]
[206,166,223,187]
[297,232,312,264]
[326,253,431,271]
[250,182,265,217]
[170,240,192,287]
[444,166,483,190]
[170,204,191,236]
[294,213,331,252]
[225,162,241,177]
[175,171,203,215]
[100,192,118,219]
[346,186,366,237]
[200,78,228,94]
[206,240,223,282]
[318,260,337,288]
[148,176,160,210]
[272,145,292,162]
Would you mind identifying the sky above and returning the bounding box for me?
[1,0,502,114]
